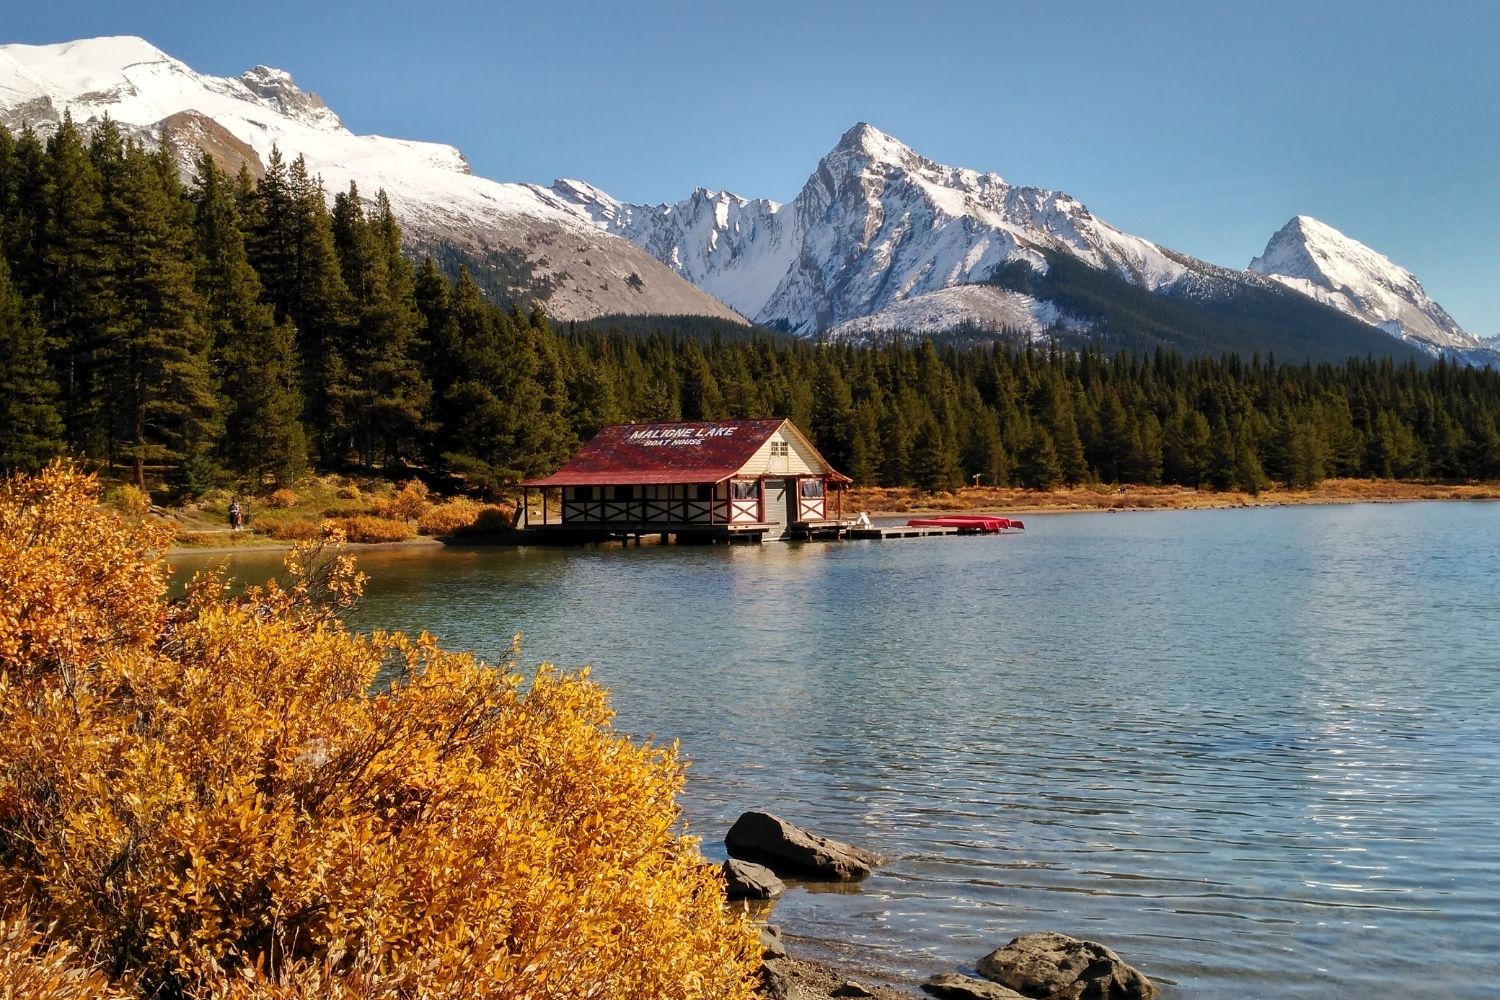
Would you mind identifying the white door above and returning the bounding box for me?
[763,480,789,534]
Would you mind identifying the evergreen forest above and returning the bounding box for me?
[3,118,1500,497]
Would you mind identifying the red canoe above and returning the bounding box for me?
[905,514,1025,533]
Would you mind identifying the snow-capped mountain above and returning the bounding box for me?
[2,39,1483,361]
[0,36,744,324]
[546,123,1490,363]
[1248,216,1483,354]
[545,123,1198,337]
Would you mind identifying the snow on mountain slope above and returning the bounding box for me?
[1249,216,1478,353]
[546,123,1194,335]
[826,285,1074,341]
[0,37,744,324]
[540,180,794,320]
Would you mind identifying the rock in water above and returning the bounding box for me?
[975,933,1153,1000]
[760,924,788,961]
[725,811,883,880]
[722,857,786,899]
[922,972,1028,1000]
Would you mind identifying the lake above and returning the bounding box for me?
[174,501,1500,997]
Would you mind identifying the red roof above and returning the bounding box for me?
[521,419,842,487]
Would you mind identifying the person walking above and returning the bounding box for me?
[228,500,243,532]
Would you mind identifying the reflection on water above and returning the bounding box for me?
[174,502,1500,998]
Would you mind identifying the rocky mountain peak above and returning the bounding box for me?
[1249,215,1474,350]
[830,122,912,161]
[238,64,340,129]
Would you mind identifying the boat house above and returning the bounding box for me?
[519,419,851,542]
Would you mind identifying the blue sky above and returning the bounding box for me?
[9,1,1499,333]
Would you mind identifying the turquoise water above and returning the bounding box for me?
[177,502,1500,997]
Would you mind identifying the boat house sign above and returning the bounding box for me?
[627,426,738,447]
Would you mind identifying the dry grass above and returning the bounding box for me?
[173,530,255,548]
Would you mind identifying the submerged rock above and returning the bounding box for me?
[725,811,883,880]
[975,932,1153,1000]
[723,857,786,899]
[922,972,1028,1000]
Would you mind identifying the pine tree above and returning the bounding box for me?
[433,289,547,491]
[810,357,857,474]
[678,340,725,420]
[909,412,963,492]
[1163,406,1211,485]
[39,113,105,453]
[333,188,431,465]
[192,154,306,484]
[0,255,65,471]
[522,306,578,476]
[1016,425,1063,490]
[247,152,354,463]
[96,140,218,488]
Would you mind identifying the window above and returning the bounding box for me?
[693,484,712,501]
[800,479,824,499]
[732,480,761,500]
[770,440,789,457]
[612,485,632,501]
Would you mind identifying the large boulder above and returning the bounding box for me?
[975,933,1153,1000]
[725,811,883,880]
[722,857,786,900]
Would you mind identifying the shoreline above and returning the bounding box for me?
[169,536,445,557]
[845,478,1500,521]
[166,479,1499,555]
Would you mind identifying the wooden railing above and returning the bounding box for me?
[563,496,732,525]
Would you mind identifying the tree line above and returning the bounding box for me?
[2,116,1500,496]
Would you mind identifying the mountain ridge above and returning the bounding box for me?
[1,37,1489,364]
[548,123,1491,364]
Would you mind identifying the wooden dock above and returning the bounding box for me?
[845,525,978,540]
[510,519,1019,546]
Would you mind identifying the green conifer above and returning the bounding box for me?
[96,140,218,488]
[0,255,65,471]
[192,154,307,484]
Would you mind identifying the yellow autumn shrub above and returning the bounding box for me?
[325,515,415,543]
[383,479,431,523]
[107,483,153,517]
[259,518,322,541]
[416,497,485,536]
[0,466,760,1000]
